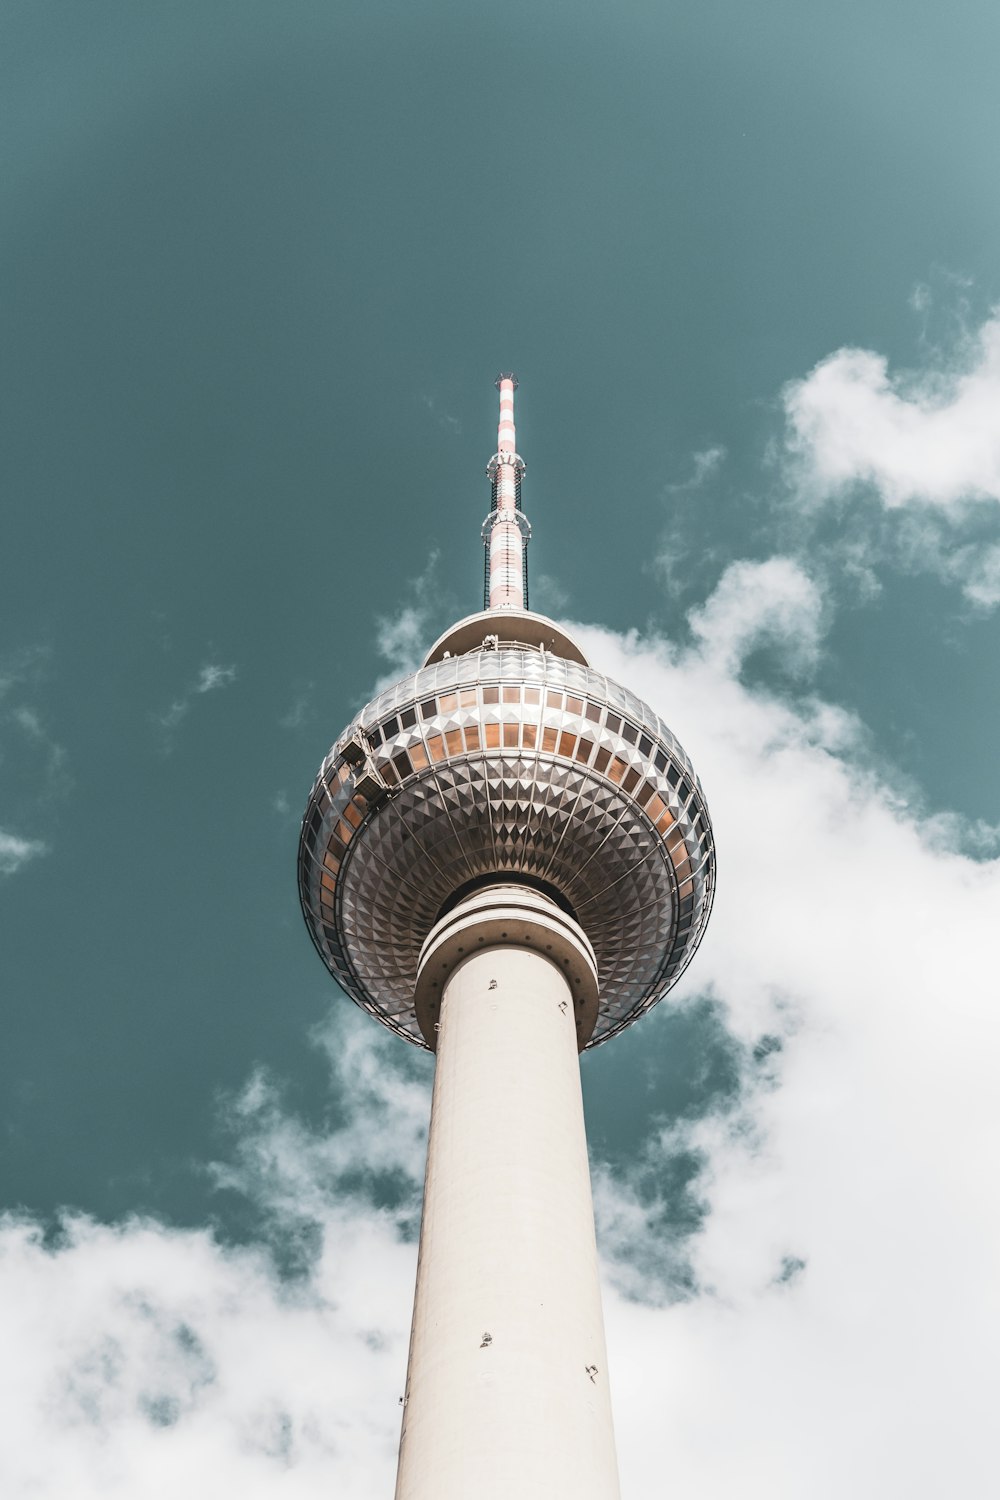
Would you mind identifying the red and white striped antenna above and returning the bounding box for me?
[483,374,531,610]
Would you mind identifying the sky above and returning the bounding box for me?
[1,1,999,1494]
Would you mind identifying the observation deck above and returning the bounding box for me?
[298,610,715,1051]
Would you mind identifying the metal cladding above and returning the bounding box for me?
[298,632,715,1051]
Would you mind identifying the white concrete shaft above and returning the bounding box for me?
[395,893,621,1500]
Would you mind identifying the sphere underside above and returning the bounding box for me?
[298,648,715,1049]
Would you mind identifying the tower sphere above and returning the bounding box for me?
[298,605,715,1051]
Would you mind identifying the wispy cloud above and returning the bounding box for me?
[10,706,70,801]
[665,445,727,495]
[373,554,442,690]
[421,391,461,435]
[155,661,238,748]
[211,1016,430,1237]
[0,646,67,863]
[0,828,47,875]
[278,683,315,732]
[532,571,570,613]
[655,446,727,598]
[194,664,237,695]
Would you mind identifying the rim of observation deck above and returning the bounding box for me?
[422,608,589,668]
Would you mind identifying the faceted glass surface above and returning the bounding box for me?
[298,648,715,1049]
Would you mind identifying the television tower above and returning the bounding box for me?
[298,377,715,1499]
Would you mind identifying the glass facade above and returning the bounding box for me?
[298,647,715,1049]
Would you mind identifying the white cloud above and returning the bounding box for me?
[779,307,1000,609]
[784,311,1000,509]
[0,828,47,875]
[687,557,825,676]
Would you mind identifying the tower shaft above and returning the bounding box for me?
[396,887,620,1500]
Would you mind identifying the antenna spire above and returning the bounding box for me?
[483,374,530,610]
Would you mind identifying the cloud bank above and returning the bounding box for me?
[574,564,998,1498]
[0,1022,423,1500]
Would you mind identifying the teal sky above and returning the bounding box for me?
[2,4,998,1495]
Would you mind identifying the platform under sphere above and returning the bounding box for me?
[298,635,715,1049]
